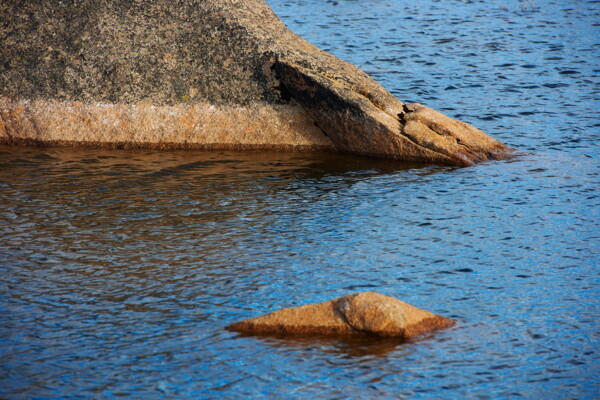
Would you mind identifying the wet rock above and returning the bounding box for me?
[227,292,455,339]
[0,0,511,165]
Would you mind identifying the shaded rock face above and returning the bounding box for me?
[226,292,455,339]
[0,0,511,165]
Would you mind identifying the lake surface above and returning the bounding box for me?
[1,0,599,398]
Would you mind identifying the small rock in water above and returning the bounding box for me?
[226,292,455,339]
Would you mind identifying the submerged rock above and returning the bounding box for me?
[0,0,510,165]
[227,292,455,339]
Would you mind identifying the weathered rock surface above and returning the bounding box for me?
[0,0,511,165]
[227,292,455,339]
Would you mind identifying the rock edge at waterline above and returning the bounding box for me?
[226,292,455,339]
[0,0,511,165]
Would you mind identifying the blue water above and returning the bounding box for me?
[1,0,599,398]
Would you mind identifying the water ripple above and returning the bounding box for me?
[2,0,600,398]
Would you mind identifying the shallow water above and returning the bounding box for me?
[1,0,600,398]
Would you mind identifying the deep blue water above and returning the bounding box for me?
[1,0,599,398]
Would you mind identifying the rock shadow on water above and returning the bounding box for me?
[230,332,410,359]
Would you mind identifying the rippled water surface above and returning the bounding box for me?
[2,0,600,398]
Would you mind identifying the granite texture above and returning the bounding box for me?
[0,0,511,165]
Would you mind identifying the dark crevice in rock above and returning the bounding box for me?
[397,104,413,125]
[270,62,293,102]
[398,113,406,125]
[277,82,292,102]
[274,59,453,162]
[313,121,329,138]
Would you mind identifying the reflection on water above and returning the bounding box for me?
[236,333,408,358]
[1,145,598,398]
[2,0,600,398]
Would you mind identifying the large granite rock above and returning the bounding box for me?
[227,292,455,339]
[0,0,511,165]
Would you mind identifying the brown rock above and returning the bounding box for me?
[227,292,455,339]
[0,0,511,165]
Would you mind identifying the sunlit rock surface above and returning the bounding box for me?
[227,292,455,339]
[0,0,511,165]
